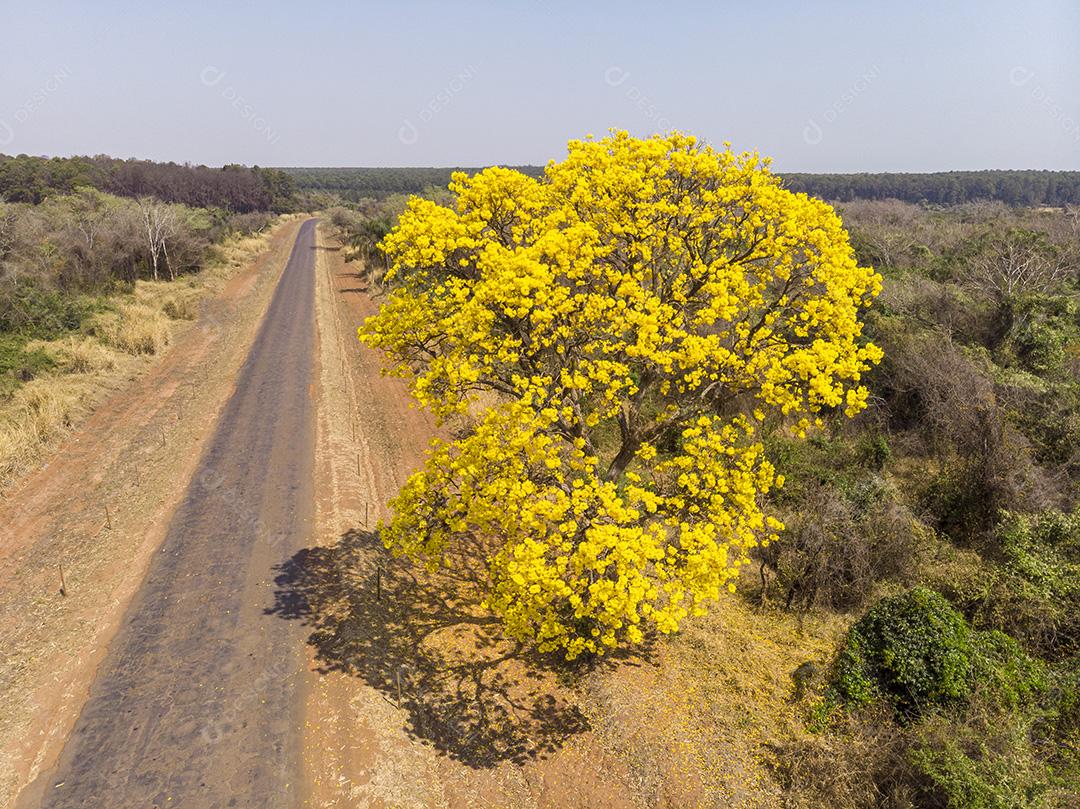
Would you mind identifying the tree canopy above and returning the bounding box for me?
[360,131,882,658]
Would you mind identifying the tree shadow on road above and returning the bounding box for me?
[266,529,650,767]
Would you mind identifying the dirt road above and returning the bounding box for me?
[17,219,319,809]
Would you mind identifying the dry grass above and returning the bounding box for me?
[776,708,918,809]
[583,591,852,808]
[0,377,91,481]
[90,303,172,355]
[135,280,203,321]
[0,217,295,489]
[27,335,118,374]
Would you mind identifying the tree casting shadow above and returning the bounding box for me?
[266,529,648,767]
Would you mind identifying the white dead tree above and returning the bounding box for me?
[965,235,1070,304]
[138,197,177,281]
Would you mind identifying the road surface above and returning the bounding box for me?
[18,219,319,809]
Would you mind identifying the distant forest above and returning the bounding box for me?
[783,170,1080,206]
[0,154,298,213]
[5,156,1079,210]
[283,166,1080,207]
[279,166,545,201]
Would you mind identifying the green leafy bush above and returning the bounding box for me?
[1005,295,1077,377]
[909,710,1058,809]
[0,334,57,396]
[857,432,893,470]
[970,630,1047,709]
[834,587,975,714]
[0,281,97,339]
[833,587,1045,717]
[1047,659,1080,787]
[979,510,1080,660]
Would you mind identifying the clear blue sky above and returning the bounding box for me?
[1,0,1077,171]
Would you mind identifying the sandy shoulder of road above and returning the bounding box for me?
[0,218,305,808]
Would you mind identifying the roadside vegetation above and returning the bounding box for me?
[0,160,301,485]
[0,153,298,212]
[341,137,1080,807]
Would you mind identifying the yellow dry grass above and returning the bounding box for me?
[0,376,91,482]
[90,303,172,355]
[27,335,118,374]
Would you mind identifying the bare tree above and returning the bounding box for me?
[137,197,177,280]
[1065,204,1080,238]
[842,199,922,269]
[964,231,1070,305]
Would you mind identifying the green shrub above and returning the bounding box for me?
[1005,295,1077,378]
[0,334,57,396]
[834,587,975,715]
[1047,659,1080,788]
[857,432,893,470]
[1015,319,1067,375]
[982,510,1080,660]
[905,656,1071,809]
[832,587,1046,717]
[0,281,96,338]
[909,710,1058,809]
[970,630,1047,709]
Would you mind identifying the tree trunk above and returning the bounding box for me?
[606,439,639,481]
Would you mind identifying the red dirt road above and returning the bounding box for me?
[16,220,319,809]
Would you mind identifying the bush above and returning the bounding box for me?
[834,587,975,715]
[909,709,1059,809]
[1046,658,1080,778]
[0,334,56,395]
[857,432,893,471]
[225,211,272,236]
[763,476,919,612]
[970,630,1047,709]
[998,294,1078,377]
[904,656,1070,809]
[975,510,1080,660]
[0,281,96,338]
[775,706,921,808]
[29,336,116,374]
[1014,319,1068,376]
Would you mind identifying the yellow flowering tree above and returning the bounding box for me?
[360,131,882,659]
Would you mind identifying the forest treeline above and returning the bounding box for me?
[10,157,1078,210]
[286,165,1080,206]
[280,166,544,201]
[0,153,299,213]
[785,170,1080,206]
